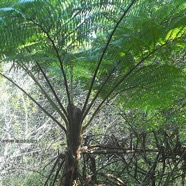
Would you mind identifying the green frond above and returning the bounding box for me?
[118,65,186,110]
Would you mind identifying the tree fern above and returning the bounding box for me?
[0,0,185,185]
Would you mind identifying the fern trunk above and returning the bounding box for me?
[59,104,82,186]
[62,146,81,186]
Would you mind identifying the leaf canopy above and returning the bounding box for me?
[0,0,185,111]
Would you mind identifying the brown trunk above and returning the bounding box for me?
[58,104,82,186]
[62,148,80,186]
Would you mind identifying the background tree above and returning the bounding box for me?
[0,0,185,185]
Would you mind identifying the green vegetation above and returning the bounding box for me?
[0,0,185,185]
